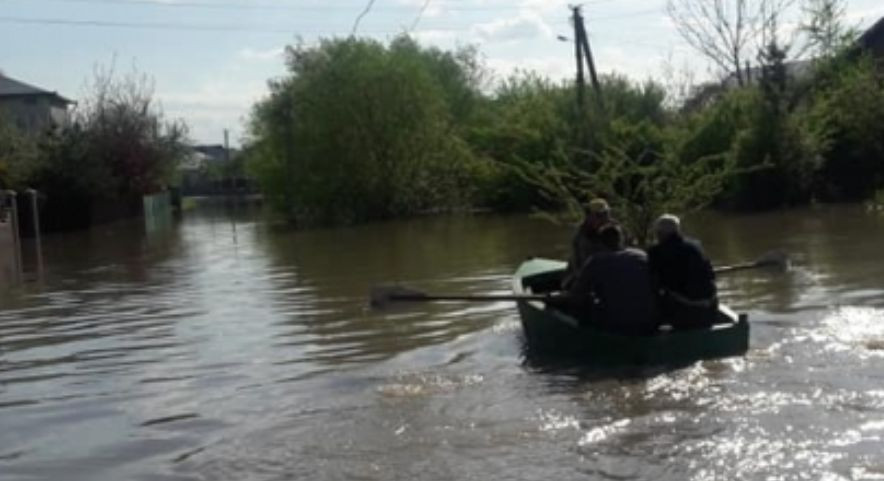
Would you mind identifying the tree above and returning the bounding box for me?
[74,66,188,197]
[799,0,854,59]
[805,57,884,201]
[515,133,738,247]
[19,65,189,230]
[246,36,486,225]
[666,0,794,86]
[0,116,38,190]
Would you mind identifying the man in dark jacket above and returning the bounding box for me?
[648,214,718,329]
[568,224,658,336]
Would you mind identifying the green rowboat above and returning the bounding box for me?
[513,258,749,366]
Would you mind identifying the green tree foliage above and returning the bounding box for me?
[247,36,486,225]
[800,0,855,59]
[517,142,737,247]
[0,116,37,189]
[721,40,820,210]
[466,73,574,211]
[671,37,823,211]
[24,67,187,202]
[467,73,670,212]
[805,57,884,201]
[244,10,884,228]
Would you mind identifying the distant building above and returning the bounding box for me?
[0,73,73,134]
[192,144,234,163]
[857,16,884,56]
[179,144,253,196]
[684,15,884,112]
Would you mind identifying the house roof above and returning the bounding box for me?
[858,16,884,51]
[193,144,237,161]
[0,74,73,104]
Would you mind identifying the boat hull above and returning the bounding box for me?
[513,258,749,366]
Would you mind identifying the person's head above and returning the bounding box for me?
[599,223,624,251]
[585,198,611,227]
[654,214,681,242]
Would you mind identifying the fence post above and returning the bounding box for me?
[3,190,23,284]
[25,189,43,278]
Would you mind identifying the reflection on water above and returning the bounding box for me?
[0,202,883,480]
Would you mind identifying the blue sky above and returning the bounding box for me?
[2,0,883,146]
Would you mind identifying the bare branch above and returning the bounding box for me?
[667,0,796,84]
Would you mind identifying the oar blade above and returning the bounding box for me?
[369,285,427,309]
[714,250,791,275]
[755,250,791,271]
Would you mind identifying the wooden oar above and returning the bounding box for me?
[371,251,789,308]
[370,285,564,309]
[713,250,790,274]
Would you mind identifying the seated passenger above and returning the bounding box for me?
[562,198,618,289]
[648,214,718,329]
[568,224,658,336]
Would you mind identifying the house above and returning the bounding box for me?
[684,15,884,112]
[179,144,252,196]
[0,73,73,134]
[857,15,884,56]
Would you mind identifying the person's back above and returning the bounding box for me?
[569,225,657,336]
[648,215,717,328]
[648,235,715,300]
[582,248,657,335]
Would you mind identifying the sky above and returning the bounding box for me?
[1,0,883,146]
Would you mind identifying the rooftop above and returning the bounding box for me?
[0,73,73,103]
[858,15,884,50]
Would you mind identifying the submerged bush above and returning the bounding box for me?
[247,36,486,225]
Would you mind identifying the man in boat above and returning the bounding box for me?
[567,223,658,336]
[563,198,617,289]
[648,214,718,329]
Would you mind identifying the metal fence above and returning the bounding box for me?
[143,191,172,233]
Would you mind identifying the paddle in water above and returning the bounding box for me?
[713,250,790,274]
[370,285,564,309]
[371,250,789,308]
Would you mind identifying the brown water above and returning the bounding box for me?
[1,201,884,480]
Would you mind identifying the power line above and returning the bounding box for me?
[0,15,296,33]
[0,6,664,36]
[0,14,562,35]
[9,0,535,12]
[411,0,433,32]
[588,7,663,22]
[0,15,443,34]
[351,0,378,35]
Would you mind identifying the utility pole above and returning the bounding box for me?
[224,129,238,241]
[572,5,586,111]
[572,5,602,110]
[224,129,233,196]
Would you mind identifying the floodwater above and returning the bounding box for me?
[1,201,884,480]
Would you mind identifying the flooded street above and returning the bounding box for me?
[1,202,884,480]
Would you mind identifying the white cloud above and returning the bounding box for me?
[848,5,884,25]
[237,47,285,62]
[485,56,573,83]
[159,78,270,145]
[411,29,461,45]
[395,0,446,20]
[471,11,554,43]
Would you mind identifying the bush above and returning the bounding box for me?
[17,67,188,230]
[466,73,574,211]
[805,56,884,201]
[247,36,486,225]
[0,116,38,190]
